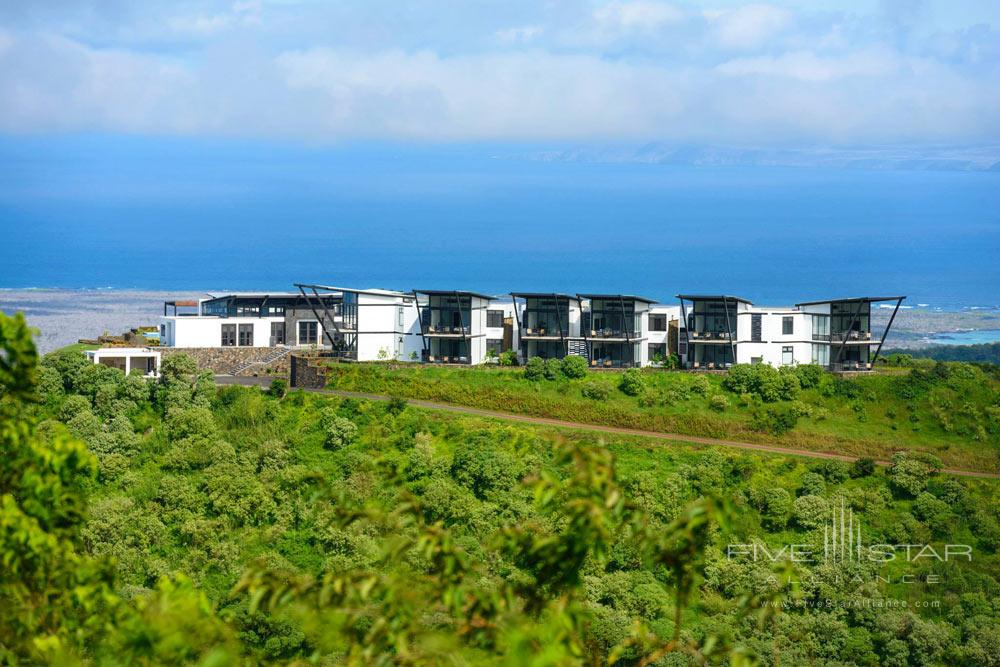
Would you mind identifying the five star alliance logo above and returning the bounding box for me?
[728,495,972,565]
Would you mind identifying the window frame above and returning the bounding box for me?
[782,316,794,336]
[221,323,237,347]
[238,323,254,346]
[298,320,319,346]
[486,309,504,328]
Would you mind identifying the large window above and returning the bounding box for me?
[486,338,504,356]
[487,310,504,328]
[221,324,236,346]
[398,306,405,328]
[811,315,830,340]
[782,346,794,365]
[648,343,667,361]
[238,324,254,346]
[270,322,285,345]
[649,314,667,331]
[811,344,830,366]
[782,316,793,335]
[298,321,318,345]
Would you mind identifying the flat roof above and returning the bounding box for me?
[205,292,303,299]
[510,292,580,300]
[794,296,906,306]
[578,293,657,303]
[676,294,754,304]
[414,289,495,300]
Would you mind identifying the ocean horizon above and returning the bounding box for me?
[1,137,998,310]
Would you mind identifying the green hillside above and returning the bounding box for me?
[322,360,1000,473]
[4,310,1000,665]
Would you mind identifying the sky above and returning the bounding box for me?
[0,0,998,147]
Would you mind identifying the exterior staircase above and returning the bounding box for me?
[228,346,291,376]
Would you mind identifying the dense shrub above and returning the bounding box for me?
[268,378,287,398]
[793,495,829,529]
[543,358,563,380]
[560,355,588,379]
[708,394,728,412]
[723,364,799,402]
[799,471,826,496]
[321,411,358,450]
[619,369,645,396]
[794,363,825,389]
[851,457,876,478]
[581,381,611,401]
[754,487,792,530]
[450,433,523,499]
[690,375,710,396]
[812,460,850,484]
[524,357,546,381]
[750,405,799,435]
[889,452,939,497]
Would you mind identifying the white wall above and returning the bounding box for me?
[163,316,287,348]
[355,293,424,362]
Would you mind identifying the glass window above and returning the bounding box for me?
[238,324,254,346]
[782,346,794,365]
[270,322,285,345]
[487,310,504,328]
[486,338,503,355]
[648,343,667,360]
[398,306,405,327]
[221,324,236,346]
[649,314,667,331]
[298,321,318,345]
[782,316,793,335]
[811,344,830,366]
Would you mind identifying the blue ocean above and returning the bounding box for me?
[1,136,997,309]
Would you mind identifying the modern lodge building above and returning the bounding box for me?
[159,284,904,372]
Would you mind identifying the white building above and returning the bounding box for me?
[160,288,424,363]
[86,347,161,378]
[677,295,904,371]
[414,289,497,364]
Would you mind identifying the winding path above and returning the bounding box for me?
[217,376,1000,480]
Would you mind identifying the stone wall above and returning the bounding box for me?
[290,354,329,389]
[158,347,290,377]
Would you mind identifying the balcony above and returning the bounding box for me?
[589,358,638,369]
[587,328,633,339]
[522,325,568,339]
[828,361,873,372]
[424,324,471,336]
[830,331,874,343]
[688,330,732,342]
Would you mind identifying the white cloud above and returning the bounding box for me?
[717,49,901,82]
[593,1,683,31]
[704,4,792,49]
[495,25,543,44]
[0,3,997,146]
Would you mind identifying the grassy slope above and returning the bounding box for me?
[322,363,1000,472]
[75,385,1000,662]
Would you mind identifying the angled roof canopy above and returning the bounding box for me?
[578,293,657,303]
[413,289,495,300]
[676,294,753,305]
[794,296,906,307]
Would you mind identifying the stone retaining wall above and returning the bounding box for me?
[159,347,290,377]
[290,354,329,389]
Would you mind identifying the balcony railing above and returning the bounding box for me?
[830,331,873,342]
[589,358,638,368]
[688,331,732,341]
[587,329,632,338]
[522,326,568,337]
[828,361,873,372]
[422,353,472,364]
[425,325,471,335]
